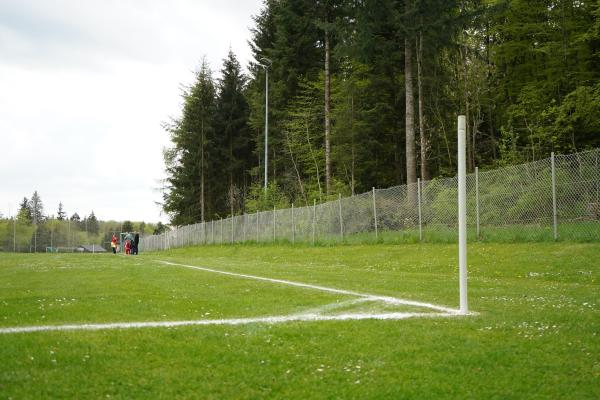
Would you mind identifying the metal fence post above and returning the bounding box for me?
[475,166,480,240]
[220,219,223,244]
[211,220,214,244]
[292,203,296,243]
[273,206,276,242]
[312,199,316,245]
[231,216,234,243]
[417,178,422,241]
[551,152,558,240]
[242,214,246,242]
[372,187,378,239]
[338,193,344,240]
[256,212,260,242]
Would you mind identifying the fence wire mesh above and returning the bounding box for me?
[137,149,600,251]
[5,149,597,253]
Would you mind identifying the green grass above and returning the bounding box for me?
[1,243,599,399]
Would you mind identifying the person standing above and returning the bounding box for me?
[133,232,140,255]
[111,233,118,254]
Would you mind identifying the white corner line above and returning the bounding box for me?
[0,260,474,335]
[0,311,464,334]
[156,260,461,315]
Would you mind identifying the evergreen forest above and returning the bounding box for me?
[162,0,600,225]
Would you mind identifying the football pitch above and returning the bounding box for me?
[1,243,599,399]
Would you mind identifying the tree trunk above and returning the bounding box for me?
[417,31,429,181]
[405,37,417,203]
[324,30,332,196]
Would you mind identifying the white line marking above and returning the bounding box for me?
[0,259,471,334]
[299,298,373,315]
[0,312,462,334]
[157,260,460,314]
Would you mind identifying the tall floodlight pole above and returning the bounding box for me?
[260,57,272,191]
[458,115,468,314]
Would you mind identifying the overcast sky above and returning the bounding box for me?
[0,0,263,223]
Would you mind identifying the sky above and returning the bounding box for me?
[0,0,263,223]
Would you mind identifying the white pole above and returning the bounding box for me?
[273,206,276,242]
[220,219,223,244]
[312,199,316,245]
[338,193,344,240]
[13,216,16,252]
[458,115,468,314]
[256,212,260,242]
[231,216,234,243]
[551,152,558,240]
[417,178,423,241]
[372,187,378,239]
[475,166,480,240]
[211,220,214,244]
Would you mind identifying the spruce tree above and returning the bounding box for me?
[17,197,32,225]
[163,59,216,224]
[87,211,99,234]
[29,191,44,225]
[214,50,252,216]
[57,202,67,221]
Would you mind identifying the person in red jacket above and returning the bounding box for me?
[125,239,131,255]
[111,234,118,254]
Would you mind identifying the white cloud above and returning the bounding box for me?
[0,0,263,222]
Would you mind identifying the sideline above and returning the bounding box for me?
[0,312,462,334]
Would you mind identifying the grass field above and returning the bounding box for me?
[1,242,599,399]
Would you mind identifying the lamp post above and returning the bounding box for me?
[260,57,272,191]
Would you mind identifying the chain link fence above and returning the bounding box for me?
[140,148,600,251]
[0,219,113,253]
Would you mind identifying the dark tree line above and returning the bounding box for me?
[162,0,600,224]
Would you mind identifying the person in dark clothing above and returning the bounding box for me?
[133,232,140,255]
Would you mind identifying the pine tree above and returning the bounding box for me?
[17,197,32,224]
[29,191,44,225]
[163,59,216,224]
[57,202,67,221]
[214,50,252,215]
[122,220,133,232]
[70,212,81,224]
[87,211,99,234]
[153,222,166,235]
